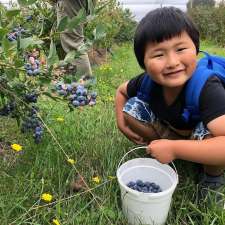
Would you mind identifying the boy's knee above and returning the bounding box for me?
[123,112,159,141]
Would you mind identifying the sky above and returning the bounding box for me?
[118,0,189,21]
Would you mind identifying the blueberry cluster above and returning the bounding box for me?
[21,106,44,144]
[7,27,25,42]
[24,56,40,76]
[0,102,16,116]
[24,92,38,103]
[55,82,97,107]
[127,180,162,193]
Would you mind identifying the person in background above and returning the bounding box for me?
[56,0,95,79]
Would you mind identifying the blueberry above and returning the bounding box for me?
[144,182,151,187]
[89,100,96,106]
[72,100,80,107]
[67,84,73,92]
[33,69,40,75]
[142,186,149,193]
[136,179,144,187]
[77,96,86,102]
[91,92,97,99]
[136,186,143,192]
[58,90,67,96]
[24,63,32,70]
[27,69,34,76]
[80,101,86,106]
[127,181,135,188]
[83,89,88,96]
[77,85,84,90]
[151,183,158,189]
[35,126,42,132]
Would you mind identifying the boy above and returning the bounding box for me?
[115,7,225,205]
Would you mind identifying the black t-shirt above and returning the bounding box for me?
[127,73,225,130]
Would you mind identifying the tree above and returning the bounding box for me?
[187,0,215,9]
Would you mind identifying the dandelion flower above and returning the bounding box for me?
[56,117,64,122]
[67,158,76,165]
[52,219,60,225]
[11,143,22,152]
[41,193,53,202]
[92,176,101,184]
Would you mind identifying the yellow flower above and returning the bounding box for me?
[41,193,53,202]
[67,158,76,165]
[56,117,64,122]
[11,143,22,152]
[52,219,60,225]
[92,176,101,184]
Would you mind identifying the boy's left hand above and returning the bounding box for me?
[146,139,176,164]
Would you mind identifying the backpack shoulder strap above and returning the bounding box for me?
[137,73,153,102]
[183,51,225,122]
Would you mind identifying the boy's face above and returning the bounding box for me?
[143,31,197,89]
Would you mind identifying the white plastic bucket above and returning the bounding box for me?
[117,147,178,225]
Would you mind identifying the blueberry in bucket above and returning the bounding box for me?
[126,179,162,193]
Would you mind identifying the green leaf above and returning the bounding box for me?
[18,0,37,6]
[2,37,11,56]
[68,9,86,31]
[19,37,44,49]
[47,40,59,67]
[6,9,21,19]
[0,28,8,41]
[38,76,51,85]
[57,16,69,32]
[93,24,106,40]
[5,68,17,80]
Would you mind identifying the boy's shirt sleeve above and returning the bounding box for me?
[199,76,225,126]
[127,73,145,98]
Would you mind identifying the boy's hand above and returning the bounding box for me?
[146,139,176,164]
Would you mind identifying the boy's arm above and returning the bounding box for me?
[147,115,225,166]
[115,82,146,144]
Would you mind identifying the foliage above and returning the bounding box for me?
[0,0,103,143]
[84,0,136,49]
[188,4,225,46]
[1,42,225,224]
[114,8,137,44]
[187,0,215,9]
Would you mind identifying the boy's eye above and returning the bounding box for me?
[177,48,186,52]
[153,54,163,58]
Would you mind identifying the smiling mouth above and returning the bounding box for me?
[164,69,184,76]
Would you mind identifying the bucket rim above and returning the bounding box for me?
[116,158,178,198]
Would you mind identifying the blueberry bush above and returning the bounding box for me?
[188,3,225,46]
[0,0,103,144]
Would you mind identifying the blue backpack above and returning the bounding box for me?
[137,51,225,123]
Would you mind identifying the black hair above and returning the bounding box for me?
[134,7,199,69]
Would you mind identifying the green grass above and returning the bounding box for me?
[0,41,225,225]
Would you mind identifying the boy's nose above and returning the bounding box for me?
[166,53,180,69]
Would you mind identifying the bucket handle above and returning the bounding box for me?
[117,146,178,176]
